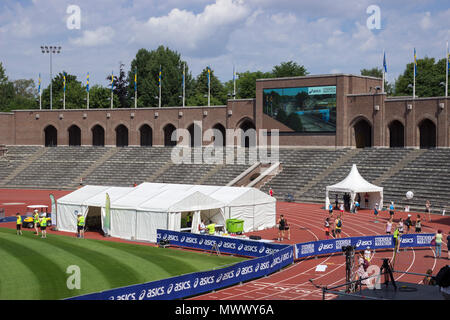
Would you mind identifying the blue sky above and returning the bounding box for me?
[0,0,449,89]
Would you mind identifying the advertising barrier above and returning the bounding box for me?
[157,229,290,258]
[67,232,433,300]
[68,231,294,300]
[294,234,433,260]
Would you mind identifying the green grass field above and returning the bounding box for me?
[0,228,246,300]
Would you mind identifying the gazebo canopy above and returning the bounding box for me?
[325,164,383,209]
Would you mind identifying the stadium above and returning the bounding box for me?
[1,1,449,305]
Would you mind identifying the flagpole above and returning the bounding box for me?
[208,67,211,107]
[38,73,42,110]
[159,65,161,108]
[413,48,416,99]
[382,50,385,94]
[86,72,89,109]
[233,65,236,99]
[182,63,185,107]
[63,73,66,110]
[445,40,449,98]
[111,71,114,109]
[135,69,137,109]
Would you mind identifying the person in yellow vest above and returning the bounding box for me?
[40,214,47,238]
[77,213,85,239]
[393,226,400,253]
[16,213,22,235]
[206,223,215,235]
[33,209,40,235]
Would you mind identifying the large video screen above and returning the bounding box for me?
[263,86,336,132]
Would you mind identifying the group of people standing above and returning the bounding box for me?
[15,210,48,238]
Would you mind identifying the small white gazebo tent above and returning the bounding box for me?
[325,164,383,211]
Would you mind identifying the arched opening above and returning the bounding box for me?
[163,123,177,146]
[92,125,105,147]
[212,123,226,147]
[44,125,57,147]
[418,119,436,149]
[139,124,153,147]
[388,120,404,148]
[239,119,256,148]
[68,125,81,146]
[116,124,129,147]
[187,123,202,148]
[353,118,372,148]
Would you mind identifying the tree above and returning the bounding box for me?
[271,61,308,78]
[228,71,272,99]
[128,46,194,108]
[41,72,85,109]
[188,67,227,106]
[110,62,130,108]
[360,67,393,95]
[89,85,119,109]
[394,57,448,97]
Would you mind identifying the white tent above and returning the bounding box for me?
[56,182,276,242]
[325,164,383,211]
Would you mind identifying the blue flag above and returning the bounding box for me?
[383,51,387,73]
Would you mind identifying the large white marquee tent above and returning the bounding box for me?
[325,164,384,210]
[56,183,276,242]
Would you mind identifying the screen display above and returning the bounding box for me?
[263,86,336,132]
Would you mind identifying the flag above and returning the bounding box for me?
[110,71,114,91]
[383,51,387,73]
[63,72,66,92]
[38,73,41,95]
[414,48,417,76]
[447,46,450,72]
[182,65,185,89]
[134,69,137,92]
[86,72,90,92]
[159,66,161,88]
[207,66,211,84]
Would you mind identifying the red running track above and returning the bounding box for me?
[1,189,449,300]
[191,202,450,300]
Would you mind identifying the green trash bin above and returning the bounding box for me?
[226,219,244,233]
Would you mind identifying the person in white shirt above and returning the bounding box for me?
[199,220,206,234]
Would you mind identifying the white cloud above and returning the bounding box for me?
[129,0,250,56]
[70,27,115,47]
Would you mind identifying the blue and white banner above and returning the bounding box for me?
[157,229,289,258]
[294,234,433,260]
[68,241,294,301]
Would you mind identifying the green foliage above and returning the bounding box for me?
[394,57,448,97]
[188,67,227,105]
[129,46,194,108]
[271,61,308,78]
[360,67,393,95]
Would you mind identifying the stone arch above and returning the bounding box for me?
[350,116,372,148]
[68,124,81,146]
[44,125,57,147]
[236,117,256,148]
[212,123,226,147]
[91,124,105,146]
[417,118,436,149]
[163,123,177,146]
[115,124,129,147]
[388,120,405,148]
[139,124,153,147]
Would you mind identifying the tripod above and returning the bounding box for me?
[380,258,397,290]
[211,243,220,256]
[343,246,356,293]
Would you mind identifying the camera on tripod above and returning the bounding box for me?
[342,245,355,253]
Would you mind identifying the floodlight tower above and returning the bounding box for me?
[41,45,61,110]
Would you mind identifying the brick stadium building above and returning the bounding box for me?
[0,73,448,148]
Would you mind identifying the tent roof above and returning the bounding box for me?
[57,182,274,212]
[326,164,383,193]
